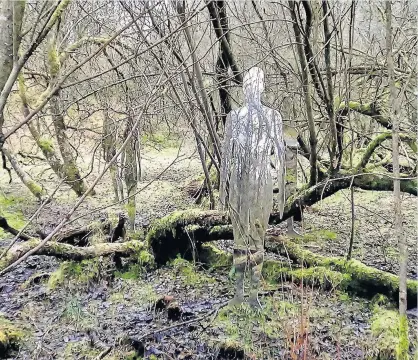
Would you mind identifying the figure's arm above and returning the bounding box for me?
[219,112,234,211]
[272,110,286,218]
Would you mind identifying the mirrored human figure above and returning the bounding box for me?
[219,67,286,309]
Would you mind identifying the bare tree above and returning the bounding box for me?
[385,1,408,357]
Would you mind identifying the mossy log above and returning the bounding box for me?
[266,238,418,309]
[39,220,113,245]
[147,168,418,261]
[0,239,145,271]
[270,171,417,223]
[146,210,230,264]
[199,239,418,309]
[0,317,25,358]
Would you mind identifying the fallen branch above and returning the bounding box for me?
[0,239,144,271]
[0,217,31,241]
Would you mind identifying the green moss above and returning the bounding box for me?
[126,202,136,220]
[200,243,232,269]
[17,72,27,104]
[141,132,180,148]
[0,316,26,356]
[397,314,409,360]
[212,297,298,357]
[337,291,350,302]
[146,209,226,249]
[63,340,101,359]
[38,137,54,154]
[48,259,105,289]
[287,266,351,290]
[45,0,70,30]
[115,250,155,279]
[0,195,26,239]
[300,229,338,244]
[170,256,215,287]
[370,306,399,359]
[371,294,390,307]
[48,45,60,76]
[27,180,45,198]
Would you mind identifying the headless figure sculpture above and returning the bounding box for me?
[220,67,286,309]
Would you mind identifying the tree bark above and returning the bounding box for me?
[288,1,318,185]
[0,0,14,147]
[47,36,91,196]
[385,0,408,356]
[2,147,46,200]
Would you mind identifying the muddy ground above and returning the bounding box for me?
[1,138,417,359]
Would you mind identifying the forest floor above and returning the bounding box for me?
[0,137,417,359]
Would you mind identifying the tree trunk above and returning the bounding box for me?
[288,1,318,185]
[2,147,46,200]
[18,73,90,196]
[47,34,92,196]
[385,1,408,357]
[123,115,140,230]
[0,0,14,143]
[102,107,122,201]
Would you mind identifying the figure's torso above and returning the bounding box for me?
[229,104,276,178]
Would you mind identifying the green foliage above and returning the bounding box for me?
[0,194,26,239]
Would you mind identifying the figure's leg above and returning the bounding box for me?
[247,179,272,309]
[248,246,264,309]
[228,248,247,307]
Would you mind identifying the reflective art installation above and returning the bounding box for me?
[220,67,286,308]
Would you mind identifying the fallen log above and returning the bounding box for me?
[0,239,145,271]
[199,240,418,309]
[266,238,418,309]
[146,210,230,264]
